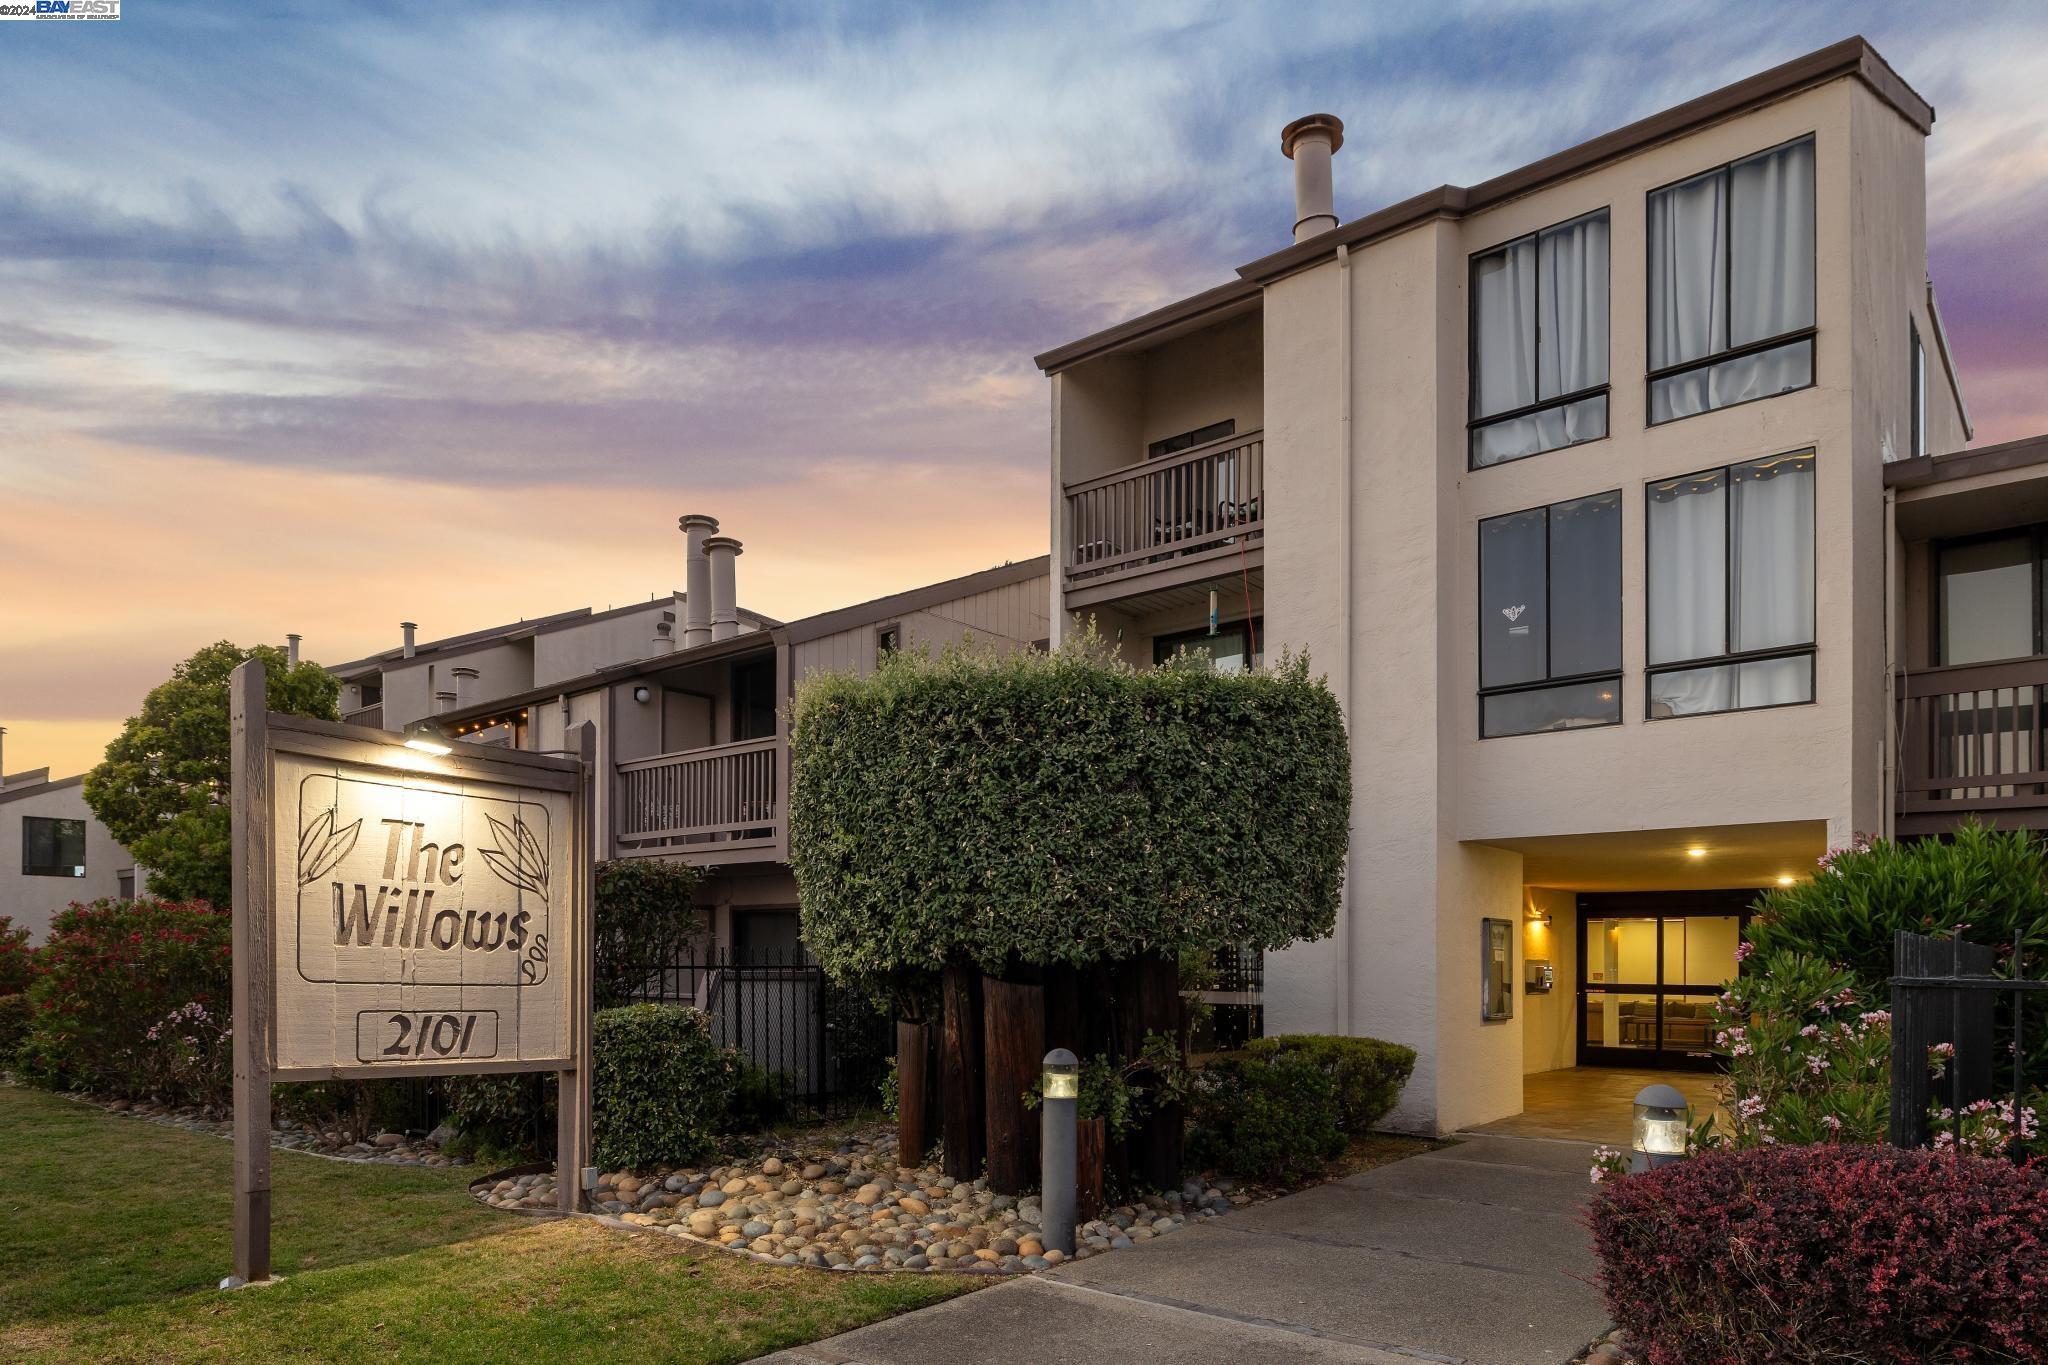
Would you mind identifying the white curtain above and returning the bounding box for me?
[1649,471,1727,664]
[1473,238,1536,418]
[1730,454,1816,652]
[1539,214,1610,398]
[1648,171,1727,372]
[1729,139,1815,345]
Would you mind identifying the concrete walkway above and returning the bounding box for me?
[760,1134,1609,1365]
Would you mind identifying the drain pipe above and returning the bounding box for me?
[1882,485,1898,842]
[1335,240,1355,1037]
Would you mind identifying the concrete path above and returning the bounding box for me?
[759,1135,1609,1365]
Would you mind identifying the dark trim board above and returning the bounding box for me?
[1574,889,1758,1073]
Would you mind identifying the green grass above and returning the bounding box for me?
[0,1084,973,1363]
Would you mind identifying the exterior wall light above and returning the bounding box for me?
[1631,1082,1691,1173]
[632,686,652,704]
[401,719,453,756]
[1040,1048,1079,1256]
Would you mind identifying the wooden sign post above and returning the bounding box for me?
[228,659,594,1286]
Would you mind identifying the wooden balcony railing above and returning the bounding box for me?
[1897,658,2048,833]
[1064,430,1264,589]
[342,704,384,730]
[615,736,782,856]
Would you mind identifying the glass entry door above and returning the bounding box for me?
[1577,893,1752,1070]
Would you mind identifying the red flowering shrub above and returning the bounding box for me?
[1588,1143,2048,1363]
[19,898,233,1106]
[0,915,35,995]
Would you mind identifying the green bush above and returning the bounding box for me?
[0,915,35,995]
[19,898,233,1103]
[593,858,704,1009]
[790,636,1350,981]
[444,1071,555,1158]
[1188,1049,1346,1183]
[0,993,29,1064]
[590,1005,737,1170]
[1241,1034,1415,1134]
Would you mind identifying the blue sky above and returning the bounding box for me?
[4,1,2046,773]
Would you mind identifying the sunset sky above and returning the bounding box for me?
[4,2,2046,779]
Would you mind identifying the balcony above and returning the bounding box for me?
[615,736,782,862]
[1896,658,2048,835]
[342,704,384,730]
[1063,429,1264,608]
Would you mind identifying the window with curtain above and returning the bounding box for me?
[1469,209,1610,468]
[1909,319,1927,460]
[1646,451,1816,717]
[1647,136,1815,425]
[22,815,87,877]
[1478,490,1622,736]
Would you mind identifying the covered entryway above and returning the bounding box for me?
[1577,889,1754,1070]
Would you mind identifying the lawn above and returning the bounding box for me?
[0,1085,973,1364]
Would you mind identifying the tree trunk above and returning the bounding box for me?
[939,962,984,1179]
[896,1020,930,1165]
[981,975,1045,1194]
[1131,949,1185,1190]
[1076,1116,1107,1223]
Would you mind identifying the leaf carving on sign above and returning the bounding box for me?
[480,812,549,900]
[297,806,363,886]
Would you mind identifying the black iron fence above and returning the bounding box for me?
[1889,928,2047,1153]
[1187,944,1265,1052]
[606,944,892,1120]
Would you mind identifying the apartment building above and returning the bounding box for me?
[0,750,142,940]
[345,520,1049,958]
[1038,37,2032,1134]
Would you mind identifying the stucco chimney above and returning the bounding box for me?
[401,622,418,658]
[452,666,480,709]
[705,535,742,641]
[1281,114,1344,242]
[286,633,301,666]
[434,689,457,715]
[650,616,676,654]
[680,514,719,649]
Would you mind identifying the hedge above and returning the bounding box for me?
[789,639,1350,979]
[1240,1034,1415,1134]
[590,1005,737,1170]
[18,898,233,1104]
[592,858,704,1009]
[0,915,34,995]
[1188,1048,1346,1183]
[1588,1143,2048,1363]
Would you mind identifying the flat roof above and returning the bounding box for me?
[1036,36,1932,372]
[1884,433,2048,491]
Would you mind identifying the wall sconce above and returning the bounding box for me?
[1631,1083,1691,1173]
[632,686,652,704]
[401,719,452,756]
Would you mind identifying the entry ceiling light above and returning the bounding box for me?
[1686,846,1708,860]
[1777,874,1796,886]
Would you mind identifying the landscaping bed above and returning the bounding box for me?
[52,1088,468,1167]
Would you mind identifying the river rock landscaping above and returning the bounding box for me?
[64,1091,468,1167]
[476,1127,1250,1273]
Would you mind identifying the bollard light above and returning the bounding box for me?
[1040,1048,1079,1257]
[1630,1083,1691,1173]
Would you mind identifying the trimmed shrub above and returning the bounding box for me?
[790,638,1350,981]
[593,858,704,1009]
[19,898,232,1103]
[1188,1049,1346,1183]
[1241,1034,1415,1134]
[1588,1143,2048,1364]
[590,1005,737,1170]
[1708,951,1892,1148]
[0,915,35,995]
[0,993,29,1064]
[444,1071,556,1158]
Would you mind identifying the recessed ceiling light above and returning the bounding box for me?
[1686,847,1707,859]
[1777,874,1795,886]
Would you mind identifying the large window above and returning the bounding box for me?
[1154,621,1259,674]
[1478,490,1622,737]
[1939,529,2043,665]
[22,815,86,878]
[1470,210,1610,467]
[1647,136,1816,424]
[1647,452,1816,717]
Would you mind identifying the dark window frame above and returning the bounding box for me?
[1467,207,1613,470]
[1148,419,1235,460]
[1153,618,1263,672]
[1643,134,1818,427]
[875,622,902,666]
[1933,524,2048,666]
[22,814,87,878]
[1643,452,1819,720]
[1476,490,1625,739]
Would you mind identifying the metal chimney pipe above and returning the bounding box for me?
[286,633,302,666]
[0,725,7,784]
[650,617,676,655]
[679,514,719,649]
[1281,113,1344,242]
[401,622,418,658]
[452,666,480,709]
[705,535,742,641]
[434,690,457,715]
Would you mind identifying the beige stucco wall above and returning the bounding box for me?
[0,779,138,940]
[1521,887,1579,1074]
